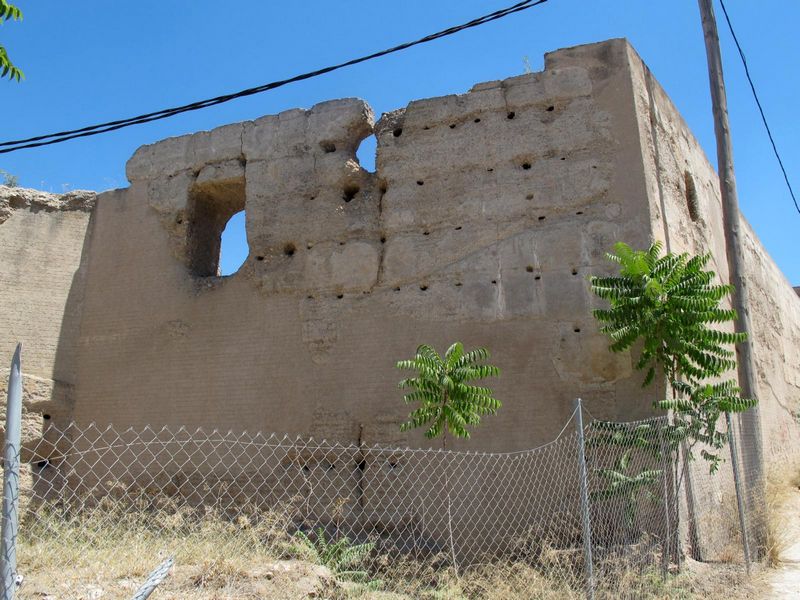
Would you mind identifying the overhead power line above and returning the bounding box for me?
[718,0,800,215]
[0,0,550,154]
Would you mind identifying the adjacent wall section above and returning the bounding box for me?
[0,186,95,442]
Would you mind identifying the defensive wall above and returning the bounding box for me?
[2,40,799,552]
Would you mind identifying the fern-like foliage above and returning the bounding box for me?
[397,342,500,443]
[589,449,662,531]
[590,242,756,471]
[1,1,24,82]
[292,528,380,588]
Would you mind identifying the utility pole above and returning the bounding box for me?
[697,0,763,502]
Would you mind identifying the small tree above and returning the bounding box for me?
[590,241,756,471]
[396,342,500,569]
[397,342,500,449]
[1,1,24,82]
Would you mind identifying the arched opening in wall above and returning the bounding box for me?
[219,211,248,275]
[356,134,377,173]
[684,171,699,222]
[187,177,247,277]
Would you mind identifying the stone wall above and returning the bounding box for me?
[1,38,798,460]
[65,39,655,452]
[0,186,95,445]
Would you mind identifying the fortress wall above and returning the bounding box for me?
[0,187,95,437]
[630,49,800,462]
[2,38,798,561]
[70,39,654,451]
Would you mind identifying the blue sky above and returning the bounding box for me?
[2,1,797,283]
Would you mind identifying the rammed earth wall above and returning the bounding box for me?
[2,39,798,466]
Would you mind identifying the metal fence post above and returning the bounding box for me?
[726,412,751,575]
[656,421,672,579]
[1,344,23,600]
[574,398,595,600]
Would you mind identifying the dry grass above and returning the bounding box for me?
[14,492,768,600]
[763,459,800,566]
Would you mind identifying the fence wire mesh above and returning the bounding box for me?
[7,408,758,600]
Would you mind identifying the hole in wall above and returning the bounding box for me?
[188,176,248,277]
[534,275,541,281]
[337,294,344,299]
[546,106,555,112]
[491,280,497,285]
[684,171,699,221]
[36,460,49,470]
[454,226,462,231]
[449,124,456,129]
[474,118,481,123]
[420,285,428,291]
[320,141,336,153]
[522,162,532,170]
[526,193,534,200]
[342,184,360,203]
[43,413,51,420]
[393,128,403,138]
[571,268,578,275]
[526,265,534,273]
[455,282,462,287]
[573,327,581,333]
[218,210,248,276]
[423,231,430,236]
[283,243,296,257]
[380,236,386,244]
[417,180,424,186]
[507,111,516,120]
[355,134,377,173]
[538,216,546,221]
[576,211,584,215]
[256,255,265,261]
[394,287,400,292]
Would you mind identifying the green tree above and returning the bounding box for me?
[1,0,23,82]
[590,241,756,471]
[397,342,500,569]
[397,342,501,448]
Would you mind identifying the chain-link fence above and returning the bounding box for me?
[0,396,767,600]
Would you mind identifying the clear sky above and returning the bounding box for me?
[2,1,797,283]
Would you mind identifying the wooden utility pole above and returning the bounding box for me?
[697,0,763,490]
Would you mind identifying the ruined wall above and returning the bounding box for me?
[630,52,800,462]
[3,38,799,561]
[69,39,655,451]
[0,187,95,441]
[2,39,796,460]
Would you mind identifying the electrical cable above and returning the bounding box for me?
[718,0,800,215]
[0,0,549,154]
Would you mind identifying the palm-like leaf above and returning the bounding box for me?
[591,242,756,472]
[397,343,500,442]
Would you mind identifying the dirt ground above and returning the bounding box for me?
[766,484,800,598]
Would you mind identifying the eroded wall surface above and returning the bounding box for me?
[630,46,800,559]
[630,52,800,461]
[0,186,95,442]
[69,39,654,451]
[3,38,799,560]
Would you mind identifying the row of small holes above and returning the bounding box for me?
[415,106,554,132]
